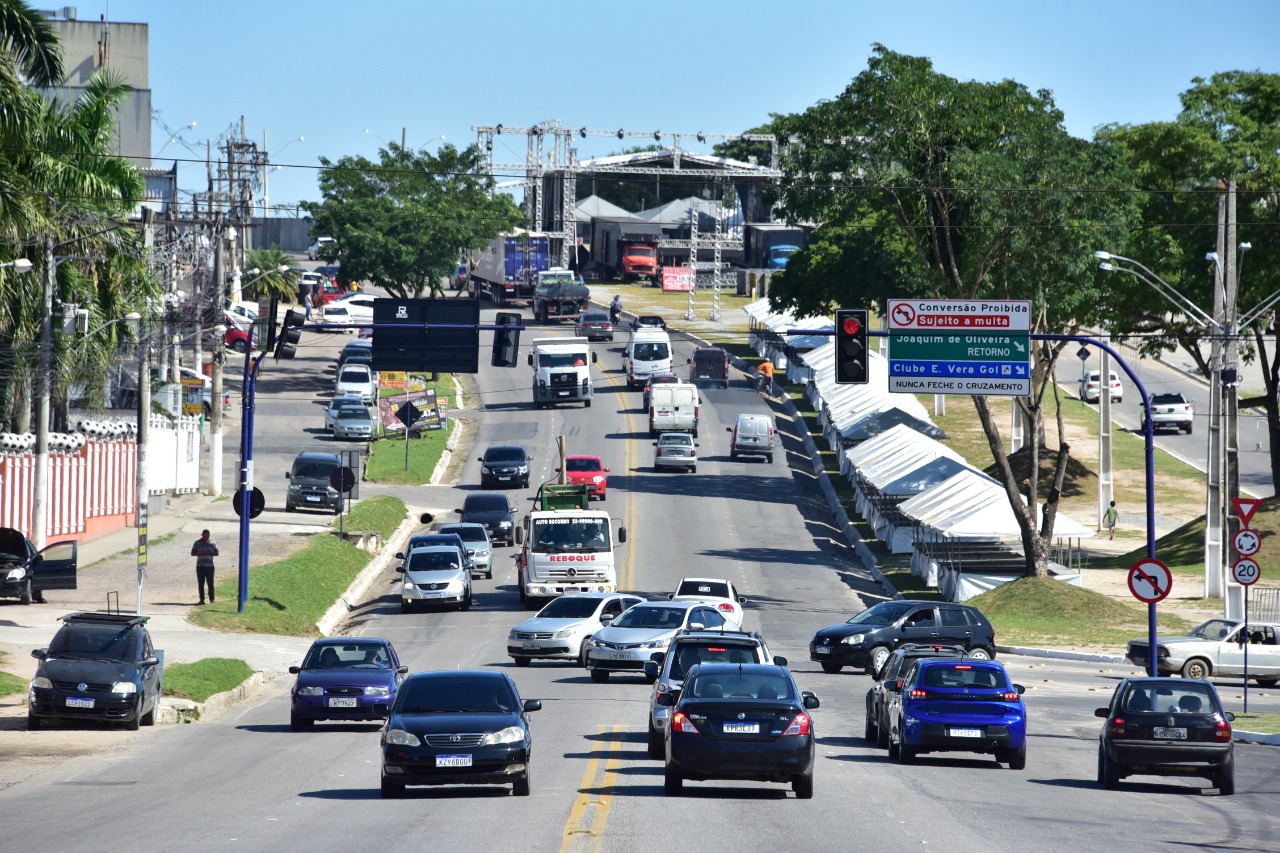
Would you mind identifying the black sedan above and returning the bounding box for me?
[456,492,518,546]
[1096,677,1235,794]
[659,663,818,798]
[380,670,540,798]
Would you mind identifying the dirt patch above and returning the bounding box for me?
[0,694,146,792]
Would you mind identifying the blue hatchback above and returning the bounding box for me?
[887,658,1027,769]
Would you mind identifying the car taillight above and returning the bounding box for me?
[672,711,700,734]
[689,449,696,457]
[1109,716,1125,736]
[1215,720,1232,742]
[655,448,663,457]
[1002,691,1020,701]
[716,603,733,612]
[782,713,811,736]
[909,688,928,699]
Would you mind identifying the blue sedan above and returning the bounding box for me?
[289,638,407,731]
[887,658,1026,769]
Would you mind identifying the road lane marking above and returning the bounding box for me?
[560,724,625,852]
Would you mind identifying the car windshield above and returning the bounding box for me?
[633,342,669,361]
[485,447,526,463]
[339,368,368,384]
[293,459,337,479]
[921,665,1006,689]
[1188,619,1239,641]
[660,435,693,448]
[49,624,135,659]
[336,409,370,422]
[529,517,611,552]
[303,642,391,669]
[464,495,510,513]
[566,458,601,473]
[612,606,687,629]
[396,676,516,713]
[670,644,758,681]
[407,551,460,572]
[439,525,486,544]
[537,353,584,368]
[847,601,915,626]
[537,596,603,619]
[1123,682,1215,715]
[687,671,793,700]
[676,580,730,599]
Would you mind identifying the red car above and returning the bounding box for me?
[225,325,258,354]
[314,279,346,307]
[557,455,610,501]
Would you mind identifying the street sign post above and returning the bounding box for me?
[1229,505,1263,712]
[1128,558,1172,604]
[886,299,1032,395]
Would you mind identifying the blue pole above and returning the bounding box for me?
[237,351,267,613]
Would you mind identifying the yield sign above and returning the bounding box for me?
[1232,497,1262,527]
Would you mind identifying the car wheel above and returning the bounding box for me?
[967,647,992,661]
[284,502,293,512]
[486,569,493,580]
[663,764,683,795]
[590,669,610,684]
[876,716,889,749]
[140,699,157,727]
[380,778,404,799]
[1215,756,1235,795]
[513,769,531,797]
[792,773,814,799]
[1184,422,1194,435]
[585,399,591,409]
[578,639,592,667]
[863,707,877,742]
[598,491,606,502]
[730,450,738,461]
[513,656,531,668]
[887,734,900,760]
[897,740,915,765]
[290,713,314,732]
[26,712,40,731]
[231,341,247,354]
[648,722,664,760]
[1005,747,1026,770]
[460,590,472,611]
[1181,657,1212,680]
[820,662,843,674]
[126,709,141,732]
[1099,747,1121,790]
[690,465,697,474]
[868,646,892,675]
[766,453,774,463]
[400,600,412,614]
[19,579,32,605]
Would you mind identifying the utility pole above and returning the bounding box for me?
[1224,179,1243,618]
[31,237,55,549]
[1205,193,1227,598]
[209,216,225,497]
[137,207,155,615]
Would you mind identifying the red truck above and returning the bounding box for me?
[591,220,661,282]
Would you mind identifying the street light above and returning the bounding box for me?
[262,133,304,214]
[1,258,34,274]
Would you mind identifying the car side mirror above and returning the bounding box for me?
[725,427,732,432]
[643,660,660,680]
[1013,684,1025,695]
[655,692,676,707]
[289,666,300,674]
[285,472,291,479]
[554,467,561,473]
[454,508,462,514]
[523,699,542,713]
[477,457,484,463]
[802,691,820,710]
[515,528,524,545]
[604,467,610,473]
[1226,711,1236,721]
[667,593,675,600]
[591,352,598,364]
[397,665,409,674]
[652,442,658,446]
[600,613,615,625]
[395,565,405,573]
[394,552,404,560]
[1094,708,1109,718]
[140,656,159,667]
[527,353,533,366]
[32,648,47,660]
[617,527,626,544]
[773,656,788,667]
[467,549,476,556]
[737,596,747,604]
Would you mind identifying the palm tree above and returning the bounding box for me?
[0,0,63,238]
[246,246,301,301]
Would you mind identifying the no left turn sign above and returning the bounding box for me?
[1128,558,1172,604]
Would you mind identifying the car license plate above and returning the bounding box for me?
[609,652,630,661]
[814,647,830,655]
[950,727,982,738]
[497,475,511,480]
[436,754,472,767]
[328,697,357,708]
[66,697,94,709]
[556,391,570,397]
[563,587,581,594]
[306,495,320,502]
[1153,727,1187,740]
[723,722,759,734]
[522,641,539,650]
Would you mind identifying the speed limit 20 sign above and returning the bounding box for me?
[1232,558,1261,586]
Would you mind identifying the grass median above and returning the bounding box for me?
[0,650,26,698]
[366,419,454,485]
[190,495,407,636]
[162,658,253,703]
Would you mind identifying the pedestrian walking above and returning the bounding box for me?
[304,290,313,321]
[191,529,219,604]
[1105,500,1118,540]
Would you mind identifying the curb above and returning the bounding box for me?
[429,415,463,486]
[157,670,275,724]
[998,645,1127,664]
[315,507,422,637]
[1234,730,1280,745]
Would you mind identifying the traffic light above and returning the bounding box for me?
[835,308,868,384]
[491,312,521,368]
[274,309,304,360]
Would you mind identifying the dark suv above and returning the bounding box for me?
[28,612,163,730]
[479,445,531,489]
[285,451,343,513]
[456,492,518,546]
[809,600,996,675]
[864,643,968,748]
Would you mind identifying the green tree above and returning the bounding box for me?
[1098,70,1280,491]
[771,46,1138,578]
[245,246,298,300]
[302,142,521,298]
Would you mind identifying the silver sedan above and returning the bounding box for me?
[653,432,698,472]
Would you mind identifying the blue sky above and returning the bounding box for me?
[99,0,1280,211]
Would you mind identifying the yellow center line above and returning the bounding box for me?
[560,724,625,853]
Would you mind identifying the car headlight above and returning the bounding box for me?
[585,637,600,648]
[553,628,575,639]
[476,550,490,558]
[364,686,391,696]
[5,567,25,580]
[31,676,52,689]
[840,634,864,645]
[641,638,671,650]
[289,484,301,493]
[326,486,339,497]
[297,686,324,696]
[111,681,138,695]
[403,582,416,590]
[517,464,529,473]
[481,725,525,746]
[482,466,493,474]
[508,629,520,640]
[592,476,604,483]
[385,729,421,747]
[499,520,512,527]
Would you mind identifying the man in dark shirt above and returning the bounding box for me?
[191,529,219,605]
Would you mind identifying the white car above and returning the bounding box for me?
[335,363,377,404]
[307,236,334,260]
[1080,369,1123,403]
[507,592,646,667]
[334,293,376,325]
[584,600,740,683]
[668,577,747,627]
[396,545,471,612]
[436,522,496,579]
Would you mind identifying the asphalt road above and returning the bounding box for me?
[4,306,1279,852]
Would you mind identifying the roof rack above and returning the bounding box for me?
[59,611,149,627]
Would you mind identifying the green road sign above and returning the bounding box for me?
[888,332,1030,362]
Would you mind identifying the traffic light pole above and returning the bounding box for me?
[236,347,267,613]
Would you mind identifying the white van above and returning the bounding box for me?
[649,382,700,436]
[225,300,259,329]
[728,413,775,463]
[625,328,673,389]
